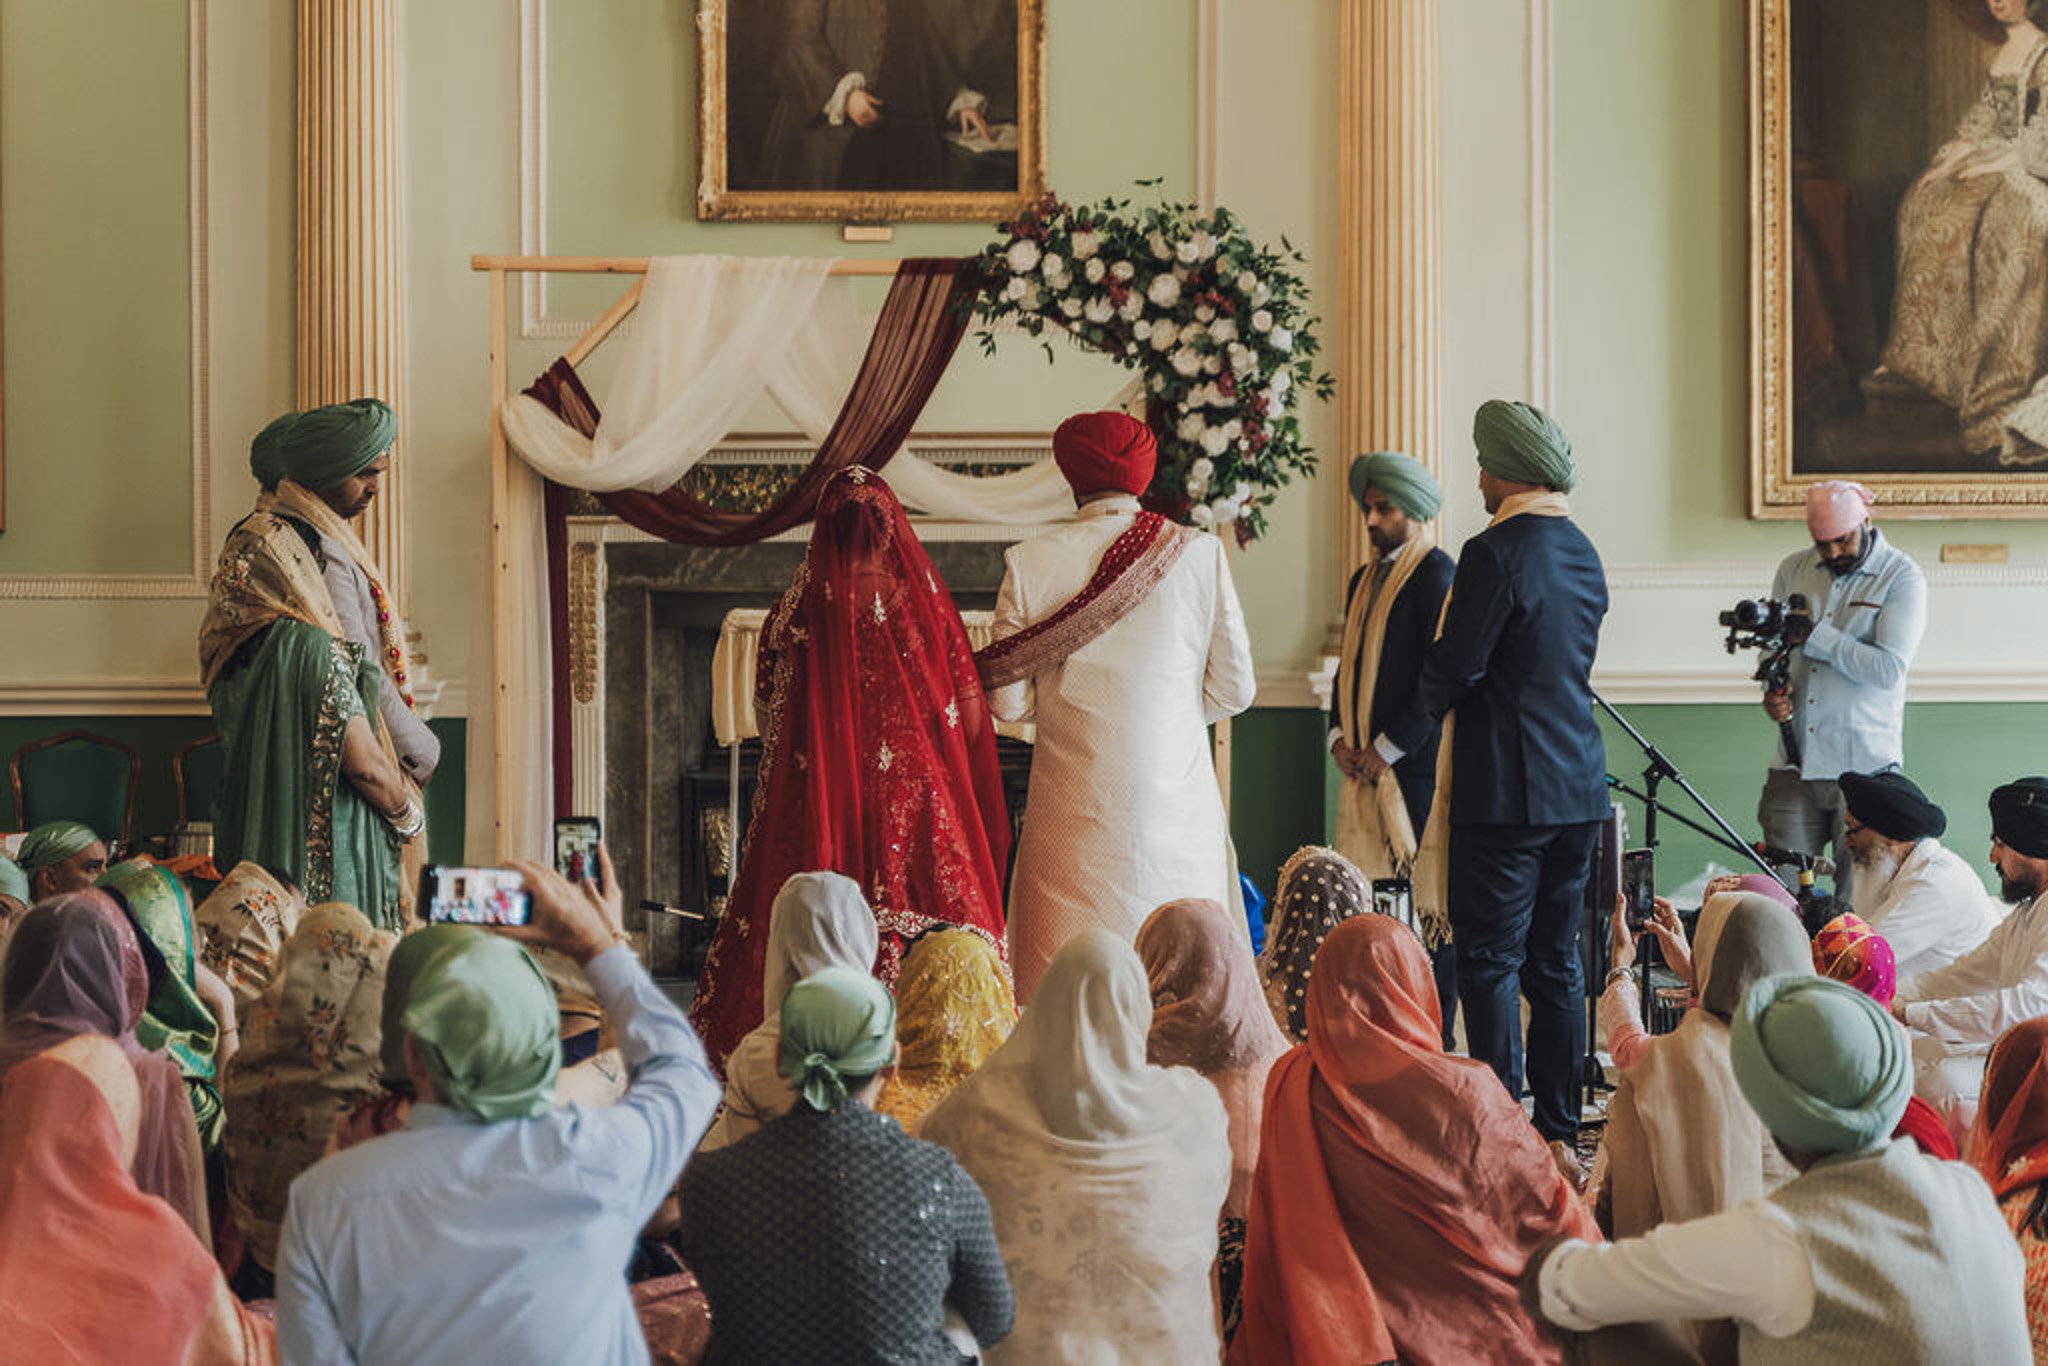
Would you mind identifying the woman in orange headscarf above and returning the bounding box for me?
[1230,914,1595,1366]
[1968,1015,2048,1359]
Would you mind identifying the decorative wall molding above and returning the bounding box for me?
[0,0,212,601]
[0,675,474,719]
[1526,0,1554,412]
[1592,665,2048,706]
[1603,559,2048,590]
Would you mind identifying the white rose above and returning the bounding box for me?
[1237,270,1258,292]
[1195,304,1216,323]
[1210,318,1238,343]
[1271,327,1294,352]
[1083,257,1106,283]
[1150,325,1177,352]
[1006,239,1041,273]
[1211,385,1235,408]
[1126,341,1139,355]
[1266,392,1288,417]
[1201,427,1231,456]
[1203,355,1222,375]
[1190,503,1217,529]
[1251,309,1274,333]
[1083,294,1115,324]
[1210,496,1238,524]
[1146,274,1181,308]
[1118,294,1146,321]
[1019,285,1041,311]
[1186,475,1208,497]
[1148,231,1173,260]
[1190,456,1216,482]
[1070,229,1101,258]
[1227,343,1254,373]
[1222,420,1243,439]
[1175,238,1200,265]
[1003,276,1029,302]
[1040,253,1065,279]
[1110,260,1135,281]
[1132,319,1154,341]
[1171,347,1204,377]
[1191,230,1217,260]
[1059,297,1084,319]
[1179,413,1207,442]
[1179,322,1207,346]
[1254,281,1272,305]
[1228,483,1246,502]
[1269,369,1292,395]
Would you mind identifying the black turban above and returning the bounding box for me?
[1838,770,1946,843]
[1991,778,2048,859]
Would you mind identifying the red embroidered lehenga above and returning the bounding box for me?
[689,467,1011,1070]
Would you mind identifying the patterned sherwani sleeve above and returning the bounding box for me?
[987,548,1034,724]
[323,545,441,783]
[1202,535,1256,722]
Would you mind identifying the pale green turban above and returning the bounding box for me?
[1731,973,1911,1156]
[379,924,475,1088]
[402,932,559,1122]
[1472,399,1576,493]
[1348,451,1441,521]
[258,398,396,492]
[779,965,896,1112]
[17,821,101,874]
[0,856,28,905]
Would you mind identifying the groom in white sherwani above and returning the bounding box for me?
[978,411,1256,1001]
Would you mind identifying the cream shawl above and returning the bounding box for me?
[1333,530,1436,886]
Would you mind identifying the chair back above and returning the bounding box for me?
[10,729,141,848]
[174,733,227,825]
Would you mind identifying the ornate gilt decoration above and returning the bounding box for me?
[568,542,599,704]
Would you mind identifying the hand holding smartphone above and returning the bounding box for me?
[1621,848,1655,934]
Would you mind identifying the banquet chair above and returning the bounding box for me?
[173,733,227,826]
[10,729,140,849]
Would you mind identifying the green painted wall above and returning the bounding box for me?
[1228,707,1329,899]
[0,715,467,868]
[0,0,192,575]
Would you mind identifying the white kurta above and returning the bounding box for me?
[1853,838,2002,980]
[990,496,1256,1001]
[1899,891,2048,1139]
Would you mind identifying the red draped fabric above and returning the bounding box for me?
[519,257,974,813]
[687,467,1011,1067]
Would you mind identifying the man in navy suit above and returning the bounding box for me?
[1328,451,1458,1042]
[1361,401,1608,1169]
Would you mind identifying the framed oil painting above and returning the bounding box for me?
[697,0,1046,223]
[1752,0,2048,516]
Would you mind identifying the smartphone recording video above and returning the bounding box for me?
[421,865,532,927]
[1621,848,1655,934]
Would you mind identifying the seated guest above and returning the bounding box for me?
[328,922,468,1149]
[1231,913,1596,1366]
[1137,895,1290,1344]
[100,859,230,1147]
[1895,777,2048,1144]
[1259,845,1371,1042]
[1534,975,2028,1361]
[678,966,1014,1362]
[195,862,304,1014]
[1811,912,1956,1158]
[1600,892,1811,1250]
[1969,1016,2048,1359]
[921,929,1231,1364]
[0,891,210,1241]
[19,819,108,898]
[873,927,1015,1133]
[697,870,879,1153]
[0,1034,272,1364]
[222,903,394,1291]
[275,854,720,1365]
[1840,769,2000,978]
[0,853,27,954]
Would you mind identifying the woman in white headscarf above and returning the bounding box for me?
[919,928,1232,1363]
[695,870,879,1153]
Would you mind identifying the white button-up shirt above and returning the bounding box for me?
[1857,838,2002,980]
[1769,529,1926,781]
[1901,893,2048,1047]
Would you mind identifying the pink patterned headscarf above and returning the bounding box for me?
[1735,873,1799,913]
[1806,480,1873,540]
[1812,913,1897,1007]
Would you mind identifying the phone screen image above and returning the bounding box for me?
[554,818,602,887]
[423,866,532,927]
[1621,848,1655,931]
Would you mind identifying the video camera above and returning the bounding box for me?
[1720,593,1812,763]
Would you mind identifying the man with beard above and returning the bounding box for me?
[1839,768,2000,979]
[1756,481,1926,900]
[1328,452,1457,1040]
[1892,777,2048,1145]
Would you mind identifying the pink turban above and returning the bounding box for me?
[1053,412,1157,497]
[1805,480,1873,540]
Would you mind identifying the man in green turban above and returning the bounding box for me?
[1330,452,1458,1044]
[275,849,722,1363]
[1531,974,2026,1359]
[17,820,108,900]
[1358,400,1608,1177]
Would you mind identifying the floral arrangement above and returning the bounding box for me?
[969,189,1333,541]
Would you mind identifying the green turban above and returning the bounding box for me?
[401,932,559,1122]
[1348,451,1441,521]
[378,924,475,1087]
[1472,399,1576,493]
[0,856,28,904]
[263,398,396,492]
[778,965,896,1112]
[1731,973,1911,1156]
[17,821,100,874]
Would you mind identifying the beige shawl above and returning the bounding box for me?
[1333,530,1436,885]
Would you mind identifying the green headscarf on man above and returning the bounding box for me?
[17,820,99,875]
[1472,399,1577,493]
[401,931,560,1122]
[249,398,396,492]
[1347,451,1441,522]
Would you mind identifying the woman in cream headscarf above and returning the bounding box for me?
[920,929,1232,1364]
[695,871,879,1152]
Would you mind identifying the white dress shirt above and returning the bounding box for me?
[1900,893,2048,1046]
[1856,839,2002,980]
[1539,1199,1815,1339]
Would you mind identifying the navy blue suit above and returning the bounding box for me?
[1379,513,1608,1140]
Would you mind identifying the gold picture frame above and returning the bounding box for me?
[1750,0,2048,518]
[696,0,1046,224]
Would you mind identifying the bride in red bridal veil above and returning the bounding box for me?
[689,466,1011,1070]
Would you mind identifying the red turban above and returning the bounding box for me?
[1052,412,1157,496]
